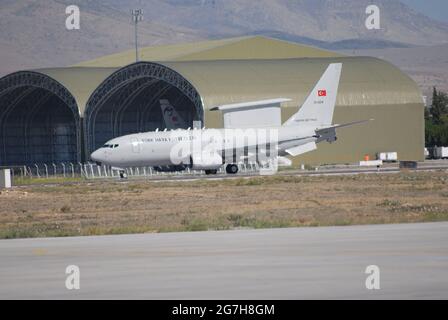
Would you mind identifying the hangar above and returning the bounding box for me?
[0,36,424,166]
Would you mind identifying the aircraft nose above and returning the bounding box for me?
[91,149,105,165]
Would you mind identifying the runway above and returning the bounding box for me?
[0,222,447,299]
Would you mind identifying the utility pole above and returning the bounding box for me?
[131,9,143,62]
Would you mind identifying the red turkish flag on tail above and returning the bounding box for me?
[318,90,327,97]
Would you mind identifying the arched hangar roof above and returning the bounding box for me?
[20,56,422,117]
[25,67,118,115]
[22,35,346,115]
[160,56,423,110]
[1,36,423,118]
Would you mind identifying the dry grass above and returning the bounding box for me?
[1,171,448,239]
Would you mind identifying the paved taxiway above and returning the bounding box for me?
[85,160,448,184]
[0,222,447,299]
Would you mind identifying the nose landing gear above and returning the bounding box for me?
[119,171,128,179]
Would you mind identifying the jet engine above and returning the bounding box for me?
[190,152,223,170]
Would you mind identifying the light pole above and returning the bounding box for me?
[131,9,143,62]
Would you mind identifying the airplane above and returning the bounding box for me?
[160,99,187,129]
[91,63,371,175]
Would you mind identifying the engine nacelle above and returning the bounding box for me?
[153,165,187,172]
[190,152,223,170]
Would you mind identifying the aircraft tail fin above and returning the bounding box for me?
[284,63,342,127]
[160,99,187,129]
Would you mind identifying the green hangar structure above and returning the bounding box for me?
[0,36,424,167]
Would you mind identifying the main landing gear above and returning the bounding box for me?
[225,164,239,174]
[204,164,238,175]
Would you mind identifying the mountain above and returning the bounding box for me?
[1,0,448,88]
[103,0,448,46]
[0,0,200,76]
[247,31,412,50]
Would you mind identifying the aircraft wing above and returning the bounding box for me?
[285,142,317,157]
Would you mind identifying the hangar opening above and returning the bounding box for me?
[84,62,203,156]
[0,72,80,166]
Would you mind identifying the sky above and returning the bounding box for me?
[400,0,448,22]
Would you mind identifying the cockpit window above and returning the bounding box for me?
[102,144,119,148]
[102,144,119,149]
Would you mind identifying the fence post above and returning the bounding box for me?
[69,163,74,178]
[77,162,82,177]
[61,163,66,177]
[34,164,40,178]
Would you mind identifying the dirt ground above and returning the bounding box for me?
[1,171,448,239]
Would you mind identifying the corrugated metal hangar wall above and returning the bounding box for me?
[0,36,424,166]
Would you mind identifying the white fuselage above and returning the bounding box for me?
[90,126,317,168]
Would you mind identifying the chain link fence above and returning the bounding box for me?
[2,162,264,181]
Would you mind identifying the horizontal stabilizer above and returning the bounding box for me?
[286,142,317,157]
[315,119,373,143]
[327,119,374,130]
